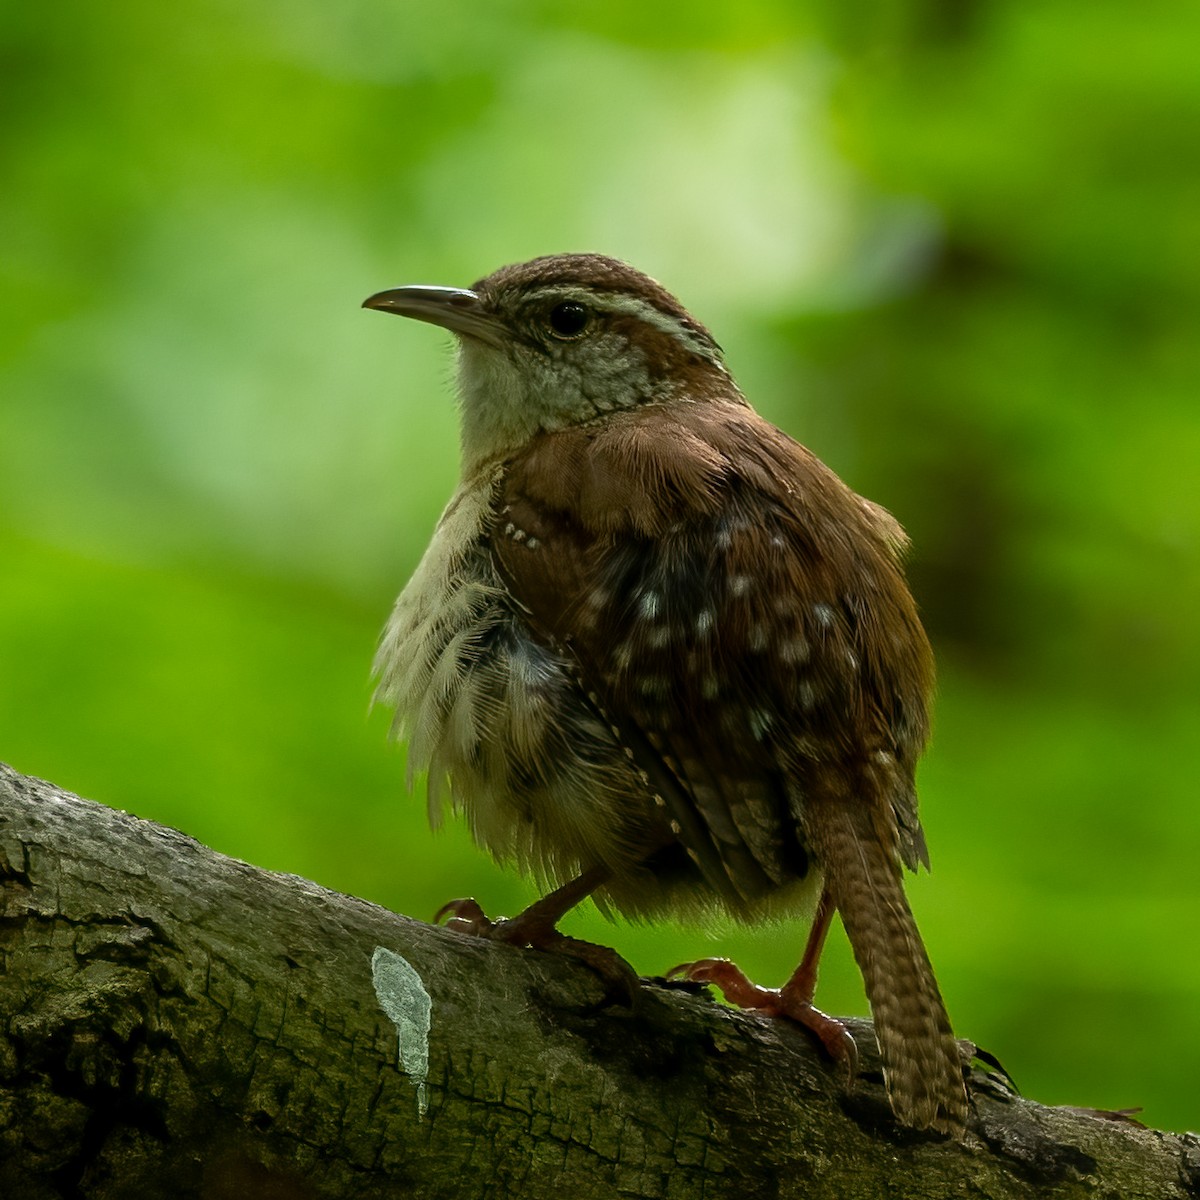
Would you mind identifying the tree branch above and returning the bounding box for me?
[1,763,1196,1199]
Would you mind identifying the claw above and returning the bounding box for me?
[670,956,858,1080]
[667,958,770,1004]
[432,898,541,946]
[433,890,639,1006]
[434,897,495,935]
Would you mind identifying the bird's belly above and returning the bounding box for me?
[373,476,677,898]
[374,475,816,922]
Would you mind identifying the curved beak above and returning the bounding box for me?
[362,285,505,347]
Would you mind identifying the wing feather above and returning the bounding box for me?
[494,399,934,907]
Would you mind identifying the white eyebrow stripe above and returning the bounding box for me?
[525,285,724,367]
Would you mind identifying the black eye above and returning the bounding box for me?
[547,301,590,338]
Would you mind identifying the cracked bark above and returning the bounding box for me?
[1,763,1197,1200]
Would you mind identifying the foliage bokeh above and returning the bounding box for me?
[2,2,1197,1132]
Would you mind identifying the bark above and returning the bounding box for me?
[1,762,1197,1199]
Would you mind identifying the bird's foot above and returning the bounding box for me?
[668,957,858,1080]
[435,896,527,942]
[435,896,639,1005]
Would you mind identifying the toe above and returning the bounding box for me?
[667,958,782,1012]
[434,897,492,934]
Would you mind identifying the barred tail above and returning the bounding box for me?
[806,791,967,1133]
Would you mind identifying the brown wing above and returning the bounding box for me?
[494,397,934,909]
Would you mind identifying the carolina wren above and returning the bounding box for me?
[364,254,968,1134]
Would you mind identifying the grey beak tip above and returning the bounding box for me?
[362,291,395,312]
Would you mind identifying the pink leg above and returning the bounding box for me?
[670,886,858,1075]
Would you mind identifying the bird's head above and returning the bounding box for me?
[364,253,732,472]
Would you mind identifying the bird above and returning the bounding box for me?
[363,253,968,1134]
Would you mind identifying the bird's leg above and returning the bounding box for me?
[779,886,860,1074]
[669,885,859,1076]
[436,865,638,1001]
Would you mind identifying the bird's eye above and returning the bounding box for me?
[547,301,590,339]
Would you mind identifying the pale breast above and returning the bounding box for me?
[373,467,509,790]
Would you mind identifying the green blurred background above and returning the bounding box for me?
[2,2,1197,1132]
